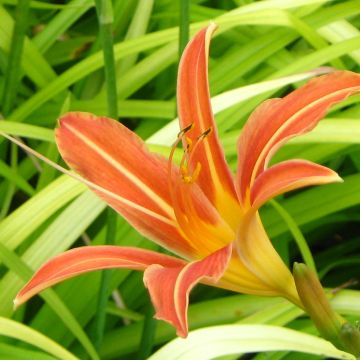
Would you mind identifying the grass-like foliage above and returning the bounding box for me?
[0,1,359,359]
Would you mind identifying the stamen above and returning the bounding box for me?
[181,162,201,184]
[191,127,212,160]
[191,162,202,182]
[167,124,195,237]
[168,123,195,178]
[180,126,212,184]
[167,124,215,243]
[199,126,212,139]
[177,123,194,138]
[184,136,193,152]
[168,123,194,177]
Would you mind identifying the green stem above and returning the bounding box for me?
[178,0,190,59]
[93,210,117,352]
[95,0,118,119]
[0,144,17,219]
[136,302,157,360]
[93,0,118,351]
[1,0,30,216]
[270,200,317,274]
[1,0,30,116]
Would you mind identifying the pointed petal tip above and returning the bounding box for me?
[236,70,360,200]
[334,174,344,183]
[176,328,188,338]
[144,245,232,339]
[13,297,20,310]
[250,161,344,209]
[333,171,344,182]
[205,23,218,50]
[177,23,239,213]
[207,21,218,32]
[311,66,336,76]
[152,312,188,338]
[12,247,185,312]
[325,169,343,184]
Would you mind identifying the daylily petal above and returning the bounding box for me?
[14,246,185,307]
[237,71,360,205]
[217,253,277,296]
[177,23,241,229]
[250,160,342,209]
[169,179,235,256]
[236,213,300,306]
[56,112,193,256]
[143,243,232,337]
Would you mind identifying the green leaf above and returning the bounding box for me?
[264,174,360,238]
[9,2,336,121]
[149,325,355,360]
[0,317,79,360]
[100,290,360,358]
[0,342,55,360]
[0,175,85,252]
[0,121,54,142]
[0,5,56,87]
[0,242,100,360]
[148,70,327,145]
[290,119,360,144]
[0,158,34,195]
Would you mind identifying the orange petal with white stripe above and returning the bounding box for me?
[14,246,185,307]
[56,112,193,256]
[143,243,232,337]
[237,71,360,205]
[177,24,241,228]
[250,160,342,209]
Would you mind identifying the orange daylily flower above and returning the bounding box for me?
[14,24,360,337]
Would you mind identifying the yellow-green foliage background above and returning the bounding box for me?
[0,1,359,359]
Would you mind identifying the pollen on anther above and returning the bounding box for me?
[198,126,213,140]
[177,123,194,138]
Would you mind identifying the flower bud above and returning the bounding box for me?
[339,322,360,357]
[293,263,345,349]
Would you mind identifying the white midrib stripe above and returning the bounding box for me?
[66,124,176,220]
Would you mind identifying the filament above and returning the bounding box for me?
[179,126,212,184]
[167,125,219,252]
[167,124,195,240]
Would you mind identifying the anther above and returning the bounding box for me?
[197,126,212,140]
[177,123,194,138]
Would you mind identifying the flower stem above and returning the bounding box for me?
[0,0,30,220]
[93,0,118,351]
[270,200,317,274]
[136,301,157,360]
[1,0,30,116]
[95,0,118,119]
